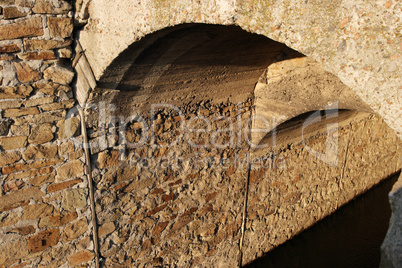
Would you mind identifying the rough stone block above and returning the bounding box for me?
[23,39,71,50]
[0,187,45,211]
[13,62,42,83]
[27,228,60,253]
[68,250,94,267]
[61,188,87,211]
[28,123,53,144]
[47,17,73,38]
[0,17,43,40]
[32,0,71,14]
[47,178,82,193]
[22,144,58,161]
[0,85,33,99]
[98,222,115,237]
[0,43,21,53]
[22,203,54,220]
[60,217,88,242]
[0,238,29,266]
[3,107,39,118]
[43,65,75,85]
[2,158,62,175]
[3,6,27,19]
[38,212,78,229]
[0,136,27,150]
[55,159,84,181]
[10,124,29,136]
[0,151,21,166]
[0,120,11,136]
[29,173,55,186]
[17,51,56,60]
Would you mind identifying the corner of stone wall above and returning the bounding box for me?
[0,0,94,267]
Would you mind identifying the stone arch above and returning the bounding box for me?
[82,22,401,267]
[77,0,401,138]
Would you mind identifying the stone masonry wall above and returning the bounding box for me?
[0,1,93,267]
[86,88,400,267]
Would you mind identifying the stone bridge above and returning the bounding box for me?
[0,0,401,267]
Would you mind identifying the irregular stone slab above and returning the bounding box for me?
[0,17,43,40]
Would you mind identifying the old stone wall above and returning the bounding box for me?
[0,1,93,267]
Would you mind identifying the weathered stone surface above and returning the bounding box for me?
[3,180,25,193]
[68,250,94,266]
[10,124,29,136]
[0,17,43,40]
[55,159,84,181]
[27,228,60,253]
[0,43,21,53]
[24,96,55,107]
[61,188,87,211]
[0,100,23,109]
[97,150,119,169]
[61,218,88,242]
[10,225,36,236]
[14,110,66,125]
[13,62,42,83]
[0,120,11,136]
[58,140,75,155]
[2,158,62,174]
[28,123,53,144]
[152,221,169,236]
[42,99,75,111]
[57,116,80,139]
[16,0,35,8]
[99,222,115,237]
[0,187,44,211]
[0,212,19,228]
[0,238,29,266]
[34,82,70,96]
[3,6,27,19]
[23,39,71,50]
[29,173,55,186]
[22,203,54,220]
[22,144,58,161]
[47,178,82,193]
[0,136,27,150]
[39,212,78,229]
[32,0,71,14]
[0,85,33,99]
[47,17,73,38]
[57,47,73,58]
[17,51,56,60]
[43,65,75,85]
[3,107,39,118]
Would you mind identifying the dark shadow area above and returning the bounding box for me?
[244,170,401,268]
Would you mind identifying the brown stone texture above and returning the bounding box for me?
[68,250,94,266]
[0,187,44,211]
[22,203,54,220]
[2,158,62,175]
[61,188,87,211]
[3,6,27,19]
[11,226,36,235]
[47,178,82,193]
[0,43,21,53]
[17,51,56,60]
[0,150,21,166]
[61,218,88,242]
[27,228,60,253]
[43,65,75,85]
[22,144,58,161]
[47,17,73,38]
[0,212,19,228]
[0,17,43,40]
[28,123,53,144]
[3,180,25,193]
[56,116,80,139]
[23,39,72,50]
[55,159,84,181]
[38,212,78,229]
[0,136,27,150]
[13,62,42,83]
[0,238,29,266]
[96,150,120,169]
[152,221,169,236]
[98,222,116,237]
[10,124,29,136]
[0,120,11,135]
[0,85,33,99]
[32,0,71,14]
[29,173,55,186]
[3,107,39,118]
